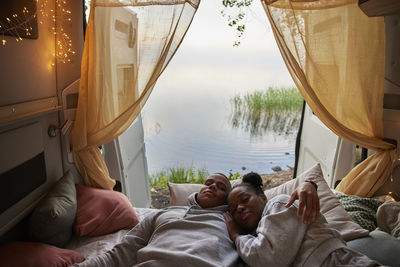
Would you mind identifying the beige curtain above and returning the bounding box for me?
[261,0,397,196]
[70,0,199,189]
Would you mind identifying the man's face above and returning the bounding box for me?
[197,174,231,208]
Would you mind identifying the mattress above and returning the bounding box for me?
[66,207,158,259]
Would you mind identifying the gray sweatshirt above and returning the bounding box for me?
[235,194,348,267]
[74,193,244,267]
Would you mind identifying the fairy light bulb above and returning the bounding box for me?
[1,6,35,47]
[1,1,74,64]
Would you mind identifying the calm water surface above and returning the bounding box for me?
[142,84,298,176]
[141,0,298,176]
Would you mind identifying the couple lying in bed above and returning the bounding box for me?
[73,173,380,267]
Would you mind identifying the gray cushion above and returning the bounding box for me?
[347,229,400,267]
[28,171,77,247]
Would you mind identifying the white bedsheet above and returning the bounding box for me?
[66,207,158,259]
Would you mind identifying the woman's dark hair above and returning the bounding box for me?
[233,172,264,195]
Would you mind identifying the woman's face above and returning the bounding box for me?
[228,187,267,232]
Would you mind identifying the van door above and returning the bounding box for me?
[98,6,150,207]
[295,103,356,187]
[103,115,151,208]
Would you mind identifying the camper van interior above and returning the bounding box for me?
[0,0,399,266]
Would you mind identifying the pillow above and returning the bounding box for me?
[376,200,400,238]
[168,182,203,206]
[28,171,77,247]
[265,163,369,241]
[0,241,84,267]
[74,184,139,237]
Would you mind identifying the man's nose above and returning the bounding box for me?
[209,183,217,191]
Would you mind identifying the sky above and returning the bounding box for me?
[152,0,295,94]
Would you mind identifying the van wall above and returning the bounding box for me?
[374,14,400,198]
[383,14,400,154]
[0,0,84,236]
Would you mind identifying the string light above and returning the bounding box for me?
[0,4,37,46]
[40,0,76,63]
[1,0,75,64]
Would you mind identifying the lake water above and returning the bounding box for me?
[141,0,298,176]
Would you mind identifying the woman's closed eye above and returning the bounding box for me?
[239,196,249,204]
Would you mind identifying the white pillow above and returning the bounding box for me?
[265,163,369,241]
[168,182,203,206]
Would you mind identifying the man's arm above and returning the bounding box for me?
[235,195,308,267]
[286,181,319,224]
[73,212,156,267]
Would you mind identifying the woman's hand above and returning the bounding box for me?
[285,181,320,224]
[223,212,242,242]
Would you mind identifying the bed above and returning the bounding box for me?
[0,164,399,267]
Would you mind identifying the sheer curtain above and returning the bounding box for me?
[261,0,397,196]
[70,0,199,189]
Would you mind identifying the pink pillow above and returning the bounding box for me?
[0,242,84,267]
[74,184,139,237]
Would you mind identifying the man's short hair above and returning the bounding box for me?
[212,172,229,181]
[210,173,231,192]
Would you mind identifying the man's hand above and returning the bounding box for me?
[285,181,320,224]
[223,212,242,242]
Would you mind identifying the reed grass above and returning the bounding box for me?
[230,87,303,136]
[232,87,303,114]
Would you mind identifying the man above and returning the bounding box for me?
[74,173,319,267]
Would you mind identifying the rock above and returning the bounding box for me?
[271,166,282,172]
[261,170,293,190]
[150,187,170,209]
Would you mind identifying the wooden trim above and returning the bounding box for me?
[0,97,61,125]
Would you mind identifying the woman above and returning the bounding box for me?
[223,172,381,267]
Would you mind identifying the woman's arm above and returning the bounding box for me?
[234,195,308,267]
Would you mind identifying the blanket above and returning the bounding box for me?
[337,195,383,231]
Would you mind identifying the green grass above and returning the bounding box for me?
[149,167,241,189]
[149,167,210,189]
